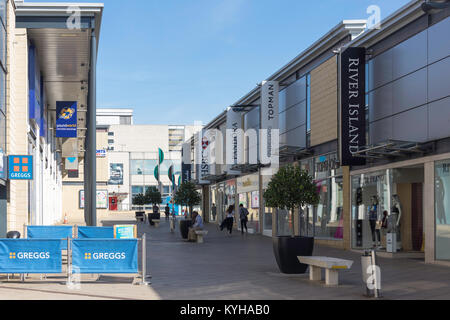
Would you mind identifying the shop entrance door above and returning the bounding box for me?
[411,183,424,252]
[109,197,118,211]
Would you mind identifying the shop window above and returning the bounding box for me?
[435,160,450,261]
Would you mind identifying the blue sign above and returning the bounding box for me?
[8,155,33,180]
[77,226,114,239]
[71,239,138,274]
[56,101,77,138]
[27,225,73,250]
[114,225,136,239]
[0,239,62,274]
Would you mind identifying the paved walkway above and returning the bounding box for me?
[1,213,450,300]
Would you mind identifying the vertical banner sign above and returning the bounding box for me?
[340,47,366,166]
[226,107,244,174]
[197,129,211,184]
[260,81,279,168]
[182,142,191,183]
[56,101,77,138]
[0,239,62,274]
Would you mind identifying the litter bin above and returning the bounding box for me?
[361,249,381,298]
[6,231,21,239]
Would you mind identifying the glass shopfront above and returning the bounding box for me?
[211,179,236,224]
[299,153,344,240]
[436,159,450,261]
[352,166,424,252]
[237,174,260,234]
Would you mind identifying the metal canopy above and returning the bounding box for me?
[279,146,313,159]
[202,173,228,182]
[352,140,434,159]
[230,163,261,174]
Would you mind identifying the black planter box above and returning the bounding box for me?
[179,220,192,239]
[273,236,314,274]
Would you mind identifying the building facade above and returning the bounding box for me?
[186,0,450,266]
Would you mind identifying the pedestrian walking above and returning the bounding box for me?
[165,204,170,221]
[219,205,235,235]
[211,203,217,221]
[239,204,249,235]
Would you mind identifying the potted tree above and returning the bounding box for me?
[145,186,162,220]
[174,181,201,239]
[133,193,146,222]
[264,165,319,274]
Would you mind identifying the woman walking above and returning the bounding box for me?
[220,205,235,235]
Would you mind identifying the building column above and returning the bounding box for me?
[86,28,97,226]
[424,161,435,263]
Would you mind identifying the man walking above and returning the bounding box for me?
[165,204,170,221]
[239,204,249,235]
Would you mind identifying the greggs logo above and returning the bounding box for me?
[84,252,126,260]
[9,252,50,259]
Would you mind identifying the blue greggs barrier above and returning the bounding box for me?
[26,226,73,250]
[71,239,139,274]
[0,239,62,274]
[77,226,114,239]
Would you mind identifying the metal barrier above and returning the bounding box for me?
[76,226,114,239]
[25,225,74,250]
[0,235,149,285]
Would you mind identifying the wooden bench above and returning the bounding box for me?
[298,256,354,286]
[194,230,208,243]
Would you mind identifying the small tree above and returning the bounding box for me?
[132,193,146,211]
[173,181,201,218]
[263,165,319,237]
[145,186,162,207]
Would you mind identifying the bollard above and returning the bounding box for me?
[361,249,382,298]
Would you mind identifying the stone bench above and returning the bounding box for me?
[152,219,161,228]
[194,230,208,243]
[135,212,146,223]
[298,256,354,286]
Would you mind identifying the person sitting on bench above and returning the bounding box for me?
[188,211,204,242]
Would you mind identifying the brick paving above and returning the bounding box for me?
[1,213,449,300]
[106,215,450,300]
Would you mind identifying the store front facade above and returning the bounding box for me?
[350,152,450,266]
[210,179,236,224]
[237,174,260,234]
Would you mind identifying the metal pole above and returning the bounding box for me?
[371,249,382,298]
[67,237,71,284]
[141,233,150,285]
[88,26,97,226]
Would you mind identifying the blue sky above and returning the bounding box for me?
[29,0,411,125]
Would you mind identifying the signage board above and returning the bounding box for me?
[8,155,33,180]
[71,239,138,274]
[260,81,280,171]
[96,150,106,158]
[0,239,63,274]
[226,107,244,174]
[340,47,366,166]
[109,163,123,185]
[79,190,109,209]
[113,225,137,239]
[56,101,77,138]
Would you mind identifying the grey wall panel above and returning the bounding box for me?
[279,89,287,113]
[244,108,259,131]
[279,109,287,134]
[392,105,428,142]
[369,83,393,121]
[368,49,393,90]
[428,56,450,102]
[392,29,427,79]
[285,77,306,110]
[370,118,392,144]
[428,96,450,141]
[285,101,306,134]
[428,17,450,64]
[280,125,306,148]
[392,68,428,114]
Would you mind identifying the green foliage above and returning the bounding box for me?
[145,186,162,205]
[173,181,201,213]
[132,193,146,208]
[263,165,319,213]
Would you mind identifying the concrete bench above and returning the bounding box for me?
[194,230,208,243]
[298,256,354,286]
[135,213,146,223]
[152,219,160,228]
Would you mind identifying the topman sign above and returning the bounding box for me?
[340,47,366,166]
[260,81,279,174]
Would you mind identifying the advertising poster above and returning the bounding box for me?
[79,190,109,209]
[8,155,33,180]
[109,163,123,185]
[251,191,260,209]
[56,101,77,138]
